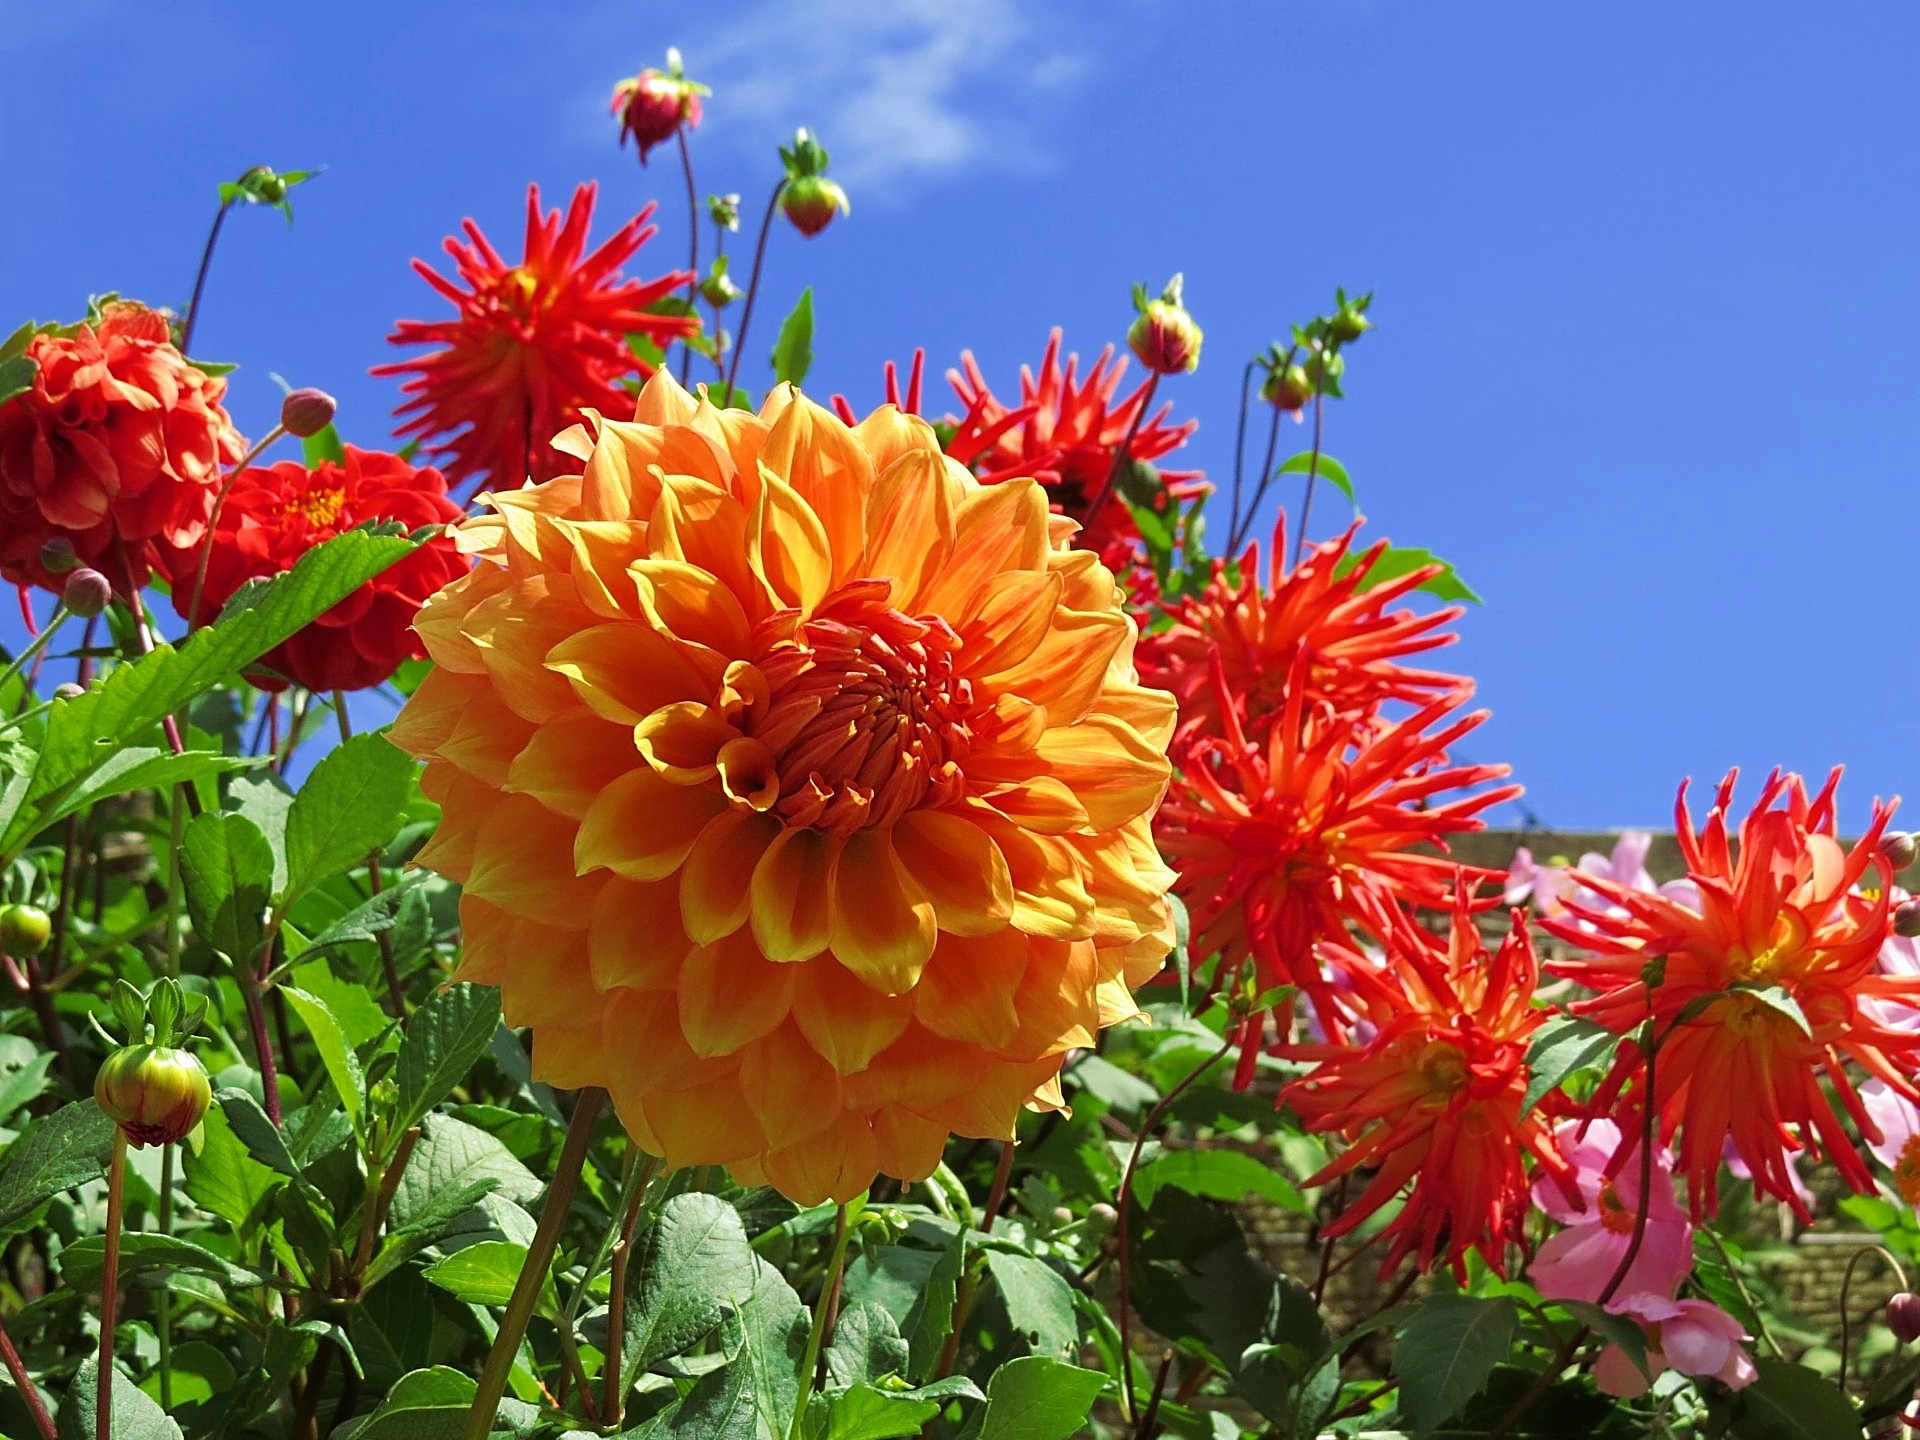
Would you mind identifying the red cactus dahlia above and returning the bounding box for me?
[375,183,694,492]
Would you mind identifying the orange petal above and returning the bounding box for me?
[750,469,834,614]
[601,987,726,1098]
[466,793,602,928]
[452,895,514,986]
[588,877,694,992]
[980,775,1091,836]
[738,1022,842,1145]
[464,574,597,722]
[915,1055,1063,1141]
[986,607,1132,725]
[390,665,481,758]
[635,702,741,784]
[749,827,837,962]
[1035,715,1170,830]
[529,1023,605,1092]
[791,958,913,1075]
[918,479,1050,623]
[413,766,493,884]
[638,1068,764,1166]
[862,450,956,610]
[829,830,937,994]
[891,809,1013,936]
[1005,936,1102,1060]
[717,737,780,811]
[957,570,1061,677]
[503,708,640,820]
[843,1027,977,1112]
[854,405,945,478]
[911,930,1029,1051]
[759,392,875,589]
[680,810,781,944]
[761,1110,880,1205]
[436,684,538,788]
[646,476,764,617]
[678,928,797,1058]
[870,1107,949,1184]
[546,623,717,727]
[969,812,1097,939]
[631,558,752,656]
[496,912,604,1029]
[576,767,727,881]
[561,520,649,619]
[413,566,511,674]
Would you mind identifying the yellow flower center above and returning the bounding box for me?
[279,484,348,531]
[1416,1041,1470,1098]
[1896,1135,1920,1207]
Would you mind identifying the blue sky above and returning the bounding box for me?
[3,1,1915,830]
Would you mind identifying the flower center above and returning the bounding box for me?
[742,590,974,836]
[1415,1041,1470,1098]
[279,484,348,531]
[1597,1181,1638,1235]
[1896,1135,1920,1207]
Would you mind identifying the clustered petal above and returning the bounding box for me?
[376,183,695,493]
[393,372,1176,1203]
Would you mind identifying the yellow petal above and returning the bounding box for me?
[750,468,835,614]
[390,665,480,758]
[1034,716,1170,830]
[576,767,727,881]
[987,607,1132,725]
[465,794,602,929]
[854,405,945,478]
[759,391,875,589]
[829,830,937,994]
[980,775,1092,836]
[862,450,956,609]
[791,959,912,1075]
[635,702,741,784]
[918,479,1050,624]
[502,708,640,820]
[958,570,1061,677]
[750,827,837,962]
[463,574,597,722]
[969,812,1097,940]
[546,623,717,726]
[630,557,751,655]
[680,810,781,944]
[891,809,1013,936]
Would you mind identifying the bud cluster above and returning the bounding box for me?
[1256,286,1373,414]
[91,977,213,1148]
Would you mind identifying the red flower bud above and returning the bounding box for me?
[1882,831,1918,871]
[1128,275,1202,376]
[1896,899,1920,939]
[38,538,78,574]
[611,54,704,165]
[280,387,338,439]
[1890,1292,1920,1344]
[0,903,51,956]
[781,175,851,238]
[62,567,112,618]
[93,1043,212,1147]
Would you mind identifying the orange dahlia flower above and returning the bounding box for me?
[1545,769,1920,1218]
[1157,649,1516,1069]
[0,301,245,594]
[375,183,694,493]
[1281,902,1572,1278]
[392,372,1177,1202]
[162,446,468,693]
[1137,522,1465,760]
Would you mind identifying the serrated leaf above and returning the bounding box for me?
[825,1302,910,1390]
[422,1240,547,1309]
[282,984,364,1132]
[981,1251,1078,1361]
[58,1356,185,1440]
[181,810,274,962]
[392,982,500,1148]
[281,731,412,909]
[1521,1014,1618,1112]
[184,1098,285,1231]
[1392,1293,1516,1436]
[1132,1148,1307,1216]
[59,1231,263,1290]
[0,1099,115,1234]
[770,287,814,385]
[733,1258,810,1439]
[624,1193,759,1385]
[0,1036,55,1120]
[974,1356,1105,1440]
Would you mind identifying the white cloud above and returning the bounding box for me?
[582,0,1093,194]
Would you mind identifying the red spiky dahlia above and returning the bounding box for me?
[375,183,694,492]
[1545,769,1920,1218]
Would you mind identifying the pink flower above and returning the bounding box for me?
[1863,1079,1920,1206]
[1593,1296,1757,1398]
[1506,833,1699,924]
[1529,1119,1693,1305]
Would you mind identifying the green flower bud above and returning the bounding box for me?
[1127,275,1202,376]
[1261,363,1313,413]
[0,903,51,956]
[93,1043,212,1147]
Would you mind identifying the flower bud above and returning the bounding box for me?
[611,51,704,165]
[1882,832,1919,871]
[0,903,51,956]
[699,268,743,309]
[1328,305,1372,345]
[1890,1292,1920,1344]
[1128,275,1202,376]
[38,537,78,574]
[1086,1201,1119,1236]
[781,175,851,238]
[254,173,288,205]
[708,193,741,232]
[280,387,337,439]
[1261,364,1313,413]
[1896,900,1920,939]
[54,682,85,700]
[93,1043,212,1148]
[62,567,112,619]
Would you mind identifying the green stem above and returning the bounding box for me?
[790,1202,856,1440]
[676,128,699,390]
[601,1151,664,1428]
[98,1130,128,1440]
[725,177,788,399]
[462,1088,606,1440]
[157,1142,176,1410]
[0,606,69,699]
[187,425,286,633]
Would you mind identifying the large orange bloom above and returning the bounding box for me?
[0,301,245,594]
[1137,522,1465,760]
[1545,769,1920,1218]
[1156,648,1515,1071]
[1280,902,1572,1279]
[375,183,694,493]
[392,372,1177,1203]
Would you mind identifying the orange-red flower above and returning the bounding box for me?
[836,333,1201,579]
[375,183,694,493]
[1545,769,1920,1218]
[392,372,1177,1203]
[1280,902,1571,1278]
[1156,648,1515,1071]
[0,301,245,594]
[1137,522,1466,759]
[162,446,467,693]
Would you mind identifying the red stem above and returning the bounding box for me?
[0,1311,54,1440]
[97,1131,127,1440]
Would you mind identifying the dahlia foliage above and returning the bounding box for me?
[2,50,1914,1440]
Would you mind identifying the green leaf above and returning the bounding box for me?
[1520,1015,1618,1112]
[282,984,365,1132]
[981,1251,1079,1360]
[0,352,37,407]
[280,731,413,909]
[393,982,501,1146]
[60,1231,263,1291]
[46,747,259,831]
[212,1087,303,1180]
[181,810,274,962]
[388,1114,543,1230]
[300,872,425,958]
[842,1236,961,1382]
[1729,1358,1864,1439]
[303,422,347,468]
[770,287,814,385]
[422,1240,544,1309]
[1276,450,1356,508]
[0,1034,55,1120]
[1,526,416,859]
[58,1356,185,1440]
[624,1192,760,1385]
[1132,1148,1307,1215]
[733,1258,811,1439]
[1392,1293,1516,1436]
[184,1097,285,1231]
[817,1382,955,1440]
[1332,543,1480,605]
[220,1319,327,1430]
[974,1356,1106,1440]
[0,1099,115,1235]
[624,1357,756,1439]
[289,957,393,1050]
[825,1302,910,1389]
[230,772,293,895]
[340,1365,475,1440]
[1732,983,1815,1039]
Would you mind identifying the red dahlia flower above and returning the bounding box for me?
[611,52,704,164]
[0,301,245,594]
[1157,648,1516,1069]
[163,445,467,693]
[1137,521,1466,761]
[375,183,694,492]
[1545,769,1920,1218]
[1281,902,1572,1278]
